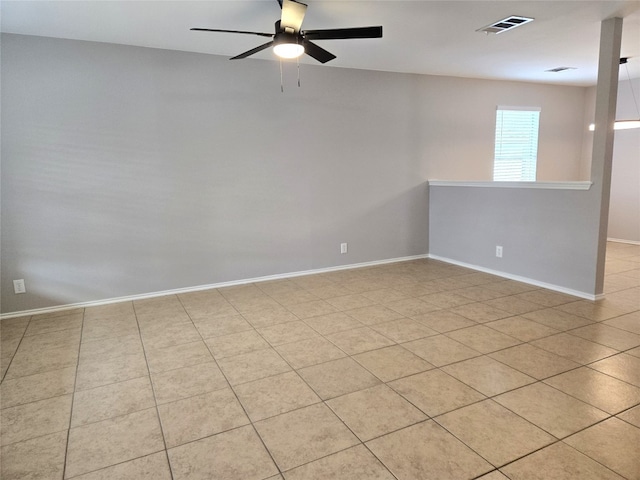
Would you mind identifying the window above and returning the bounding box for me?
[493,106,540,181]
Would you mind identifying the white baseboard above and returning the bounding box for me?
[608,237,640,246]
[428,254,601,301]
[0,254,429,319]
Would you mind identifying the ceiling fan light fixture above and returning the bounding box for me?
[273,42,305,59]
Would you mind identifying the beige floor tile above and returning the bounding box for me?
[442,355,535,396]
[454,285,505,301]
[72,376,155,427]
[604,311,640,334]
[489,344,580,380]
[327,384,427,441]
[513,289,578,308]
[370,318,438,343]
[275,336,346,369]
[151,361,228,404]
[589,353,640,386]
[81,317,139,343]
[79,334,144,363]
[0,366,76,408]
[65,408,164,478]
[0,317,30,339]
[5,343,78,380]
[233,371,320,421]
[192,314,253,338]
[569,323,640,351]
[303,312,363,335]
[389,369,485,416]
[483,297,541,315]
[485,316,559,342]
[285,300,338,319]
[385,298,440,317]
[76,352,148,390]
[522,308,594,331]
[158,388,249,448]
[420,292,475,309]
[168,424,278,480]
[72,452,172,480]
[555,300,628,321]
[450,302,512,323]
[353,345,434,382]
[531,333,618,364]
[84,302,134,321]
[402,335,481,367]
[24,312,83,336]
[446,325,521,354]
[361,287,411,304]
[18,328,81,351]
[628,346,640,358]
[325,294,377,311]
[366,420,493,480]
[305,284,354,300]
[345,304,405,325]
[241,307,299,328]
[1,394,72,446]
[257,321,318,346]
[0,430,68,480]
[268,289,320,306]
[436,399,555,467]
[297,357,380,399]
[326,326,395,355]
[140,322,202,349]
[283,444,394,480]
[501,442,625,480]
[412,310,476,332]
[204,329,270,359]
[145,341,213,374]
[565,417,640,480]
[485,281,537,296]
[477,472,511,480]
[544,367,640,414]
[254,403,359,471]
[618,405,640,427]
[494,382,608,438]
[217,347,291,385]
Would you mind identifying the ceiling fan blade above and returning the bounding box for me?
[281,0,307,33]
[191,28,273,38]
[276,0,283,7]
[230,41,274,60]
[303,40,336,64]
[303,26,383,40]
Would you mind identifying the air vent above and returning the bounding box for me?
[477,16,534,34]
[545,67,577,73]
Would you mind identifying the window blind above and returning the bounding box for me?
[493,107,540,181]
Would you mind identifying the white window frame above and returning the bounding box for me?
[493,106,541,182]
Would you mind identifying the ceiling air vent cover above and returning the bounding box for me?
[477,16,534,34]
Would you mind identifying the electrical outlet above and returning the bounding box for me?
[496,246,503,258]
[340,243,348,254]
[13,279,26,294]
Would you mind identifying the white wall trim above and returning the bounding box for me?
[607,237,640,245]
[428,254,600,301]
[0,254,429,319]
[428,180,593,190]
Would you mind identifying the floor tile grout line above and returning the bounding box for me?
[61,307,85,480]
[131,300,175,480]
[0,314,33,384]
[176,293,288,479]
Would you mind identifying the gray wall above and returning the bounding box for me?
[1,34,427,313]
[1,34,591,313]
[609,78,640,242]
[428,185,600,296]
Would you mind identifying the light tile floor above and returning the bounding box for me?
[1,242,640,479]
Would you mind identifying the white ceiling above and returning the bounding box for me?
[2,0,640,86]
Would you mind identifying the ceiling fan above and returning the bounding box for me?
[191,0,383,64]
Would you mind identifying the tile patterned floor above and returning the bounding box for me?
[1,242,639,479]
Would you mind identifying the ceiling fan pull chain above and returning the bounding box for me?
[297,58,301,87]
[280,59,284,93]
